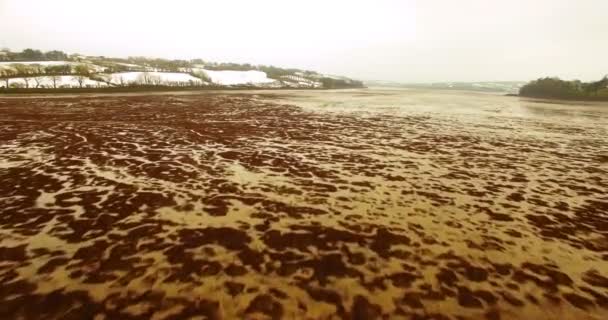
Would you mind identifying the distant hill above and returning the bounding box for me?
[0,48,364,90]
[366,80,525,94]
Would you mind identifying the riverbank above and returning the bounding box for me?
[516,94,608,102]
[505,93,608,103]
[0,85,360,95]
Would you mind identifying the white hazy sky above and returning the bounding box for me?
[1,0,607,82]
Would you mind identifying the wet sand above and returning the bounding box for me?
[0,88,607,319]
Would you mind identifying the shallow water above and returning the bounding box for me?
[0,89,607,319]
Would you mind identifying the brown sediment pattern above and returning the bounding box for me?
[0,90,607,319]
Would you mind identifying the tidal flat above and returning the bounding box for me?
[0,88,607,319]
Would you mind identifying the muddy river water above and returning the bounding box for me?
[0,88,607,319]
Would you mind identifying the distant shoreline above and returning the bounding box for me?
[0,86,360,96]
[508,93,608,102]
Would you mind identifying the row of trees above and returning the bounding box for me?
[0,63,89,77]
[117,57,192,72]
[0,64,92,88]
[3,71,209,89]
[5,75,90,89]
[320,77,365,89]
[1,49,69,61]
[202,63,320,79]
[519,76,608,99]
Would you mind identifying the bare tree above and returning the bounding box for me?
[72,75,86,88]
[46,75,61,89]
[10,64,34,88]
[22,77,31,88]
[143,72,153,85]
[137,72,155,85]
[136,73,145,85]
[73,64,91,88]
[97,74,113,87]
[150,74,162,85]
[0,68,13,88]
[33,76,42,88]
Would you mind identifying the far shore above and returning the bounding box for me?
[506,93,608,103]
[0,85,363,97]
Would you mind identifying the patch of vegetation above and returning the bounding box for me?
[519,76,608,101]
[320,77,365,89]
[0,48,69,61]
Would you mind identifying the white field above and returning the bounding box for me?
[0,61,74,67]
[5,76,108,88]
[0,62,325,88]
[0,61,106,73]
[199,69,278,86]
[107,72,205,85]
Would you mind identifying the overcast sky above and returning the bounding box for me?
[1,0,607,82]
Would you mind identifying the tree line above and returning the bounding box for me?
[320,77,365,89]
[519,76,608,100]
[0,64,94,88]
[1,48,69,61]
[0,64,74,77]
